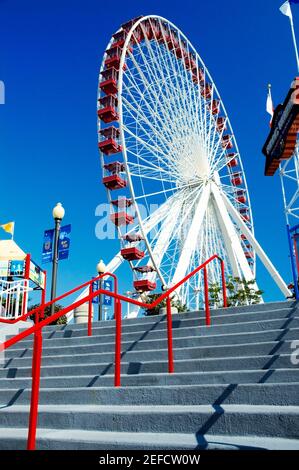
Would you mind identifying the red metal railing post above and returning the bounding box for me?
[166,296,174,373]
[203,266,211,326]
[220,259,227,308]
[88,283,93,337]
[114,300,122,387]
[27,328,43,450]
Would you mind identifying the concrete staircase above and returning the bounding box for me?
[0,300,299,450]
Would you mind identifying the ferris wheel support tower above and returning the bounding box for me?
[263,77,299,299]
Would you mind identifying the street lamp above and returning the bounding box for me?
[96,259,106,321]
[50,203,65,315]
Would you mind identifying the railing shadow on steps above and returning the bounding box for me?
[0,254,227,450]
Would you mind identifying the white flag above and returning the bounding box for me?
[266,90,274,118]
[266,85,274,127]
[280,1,293,19]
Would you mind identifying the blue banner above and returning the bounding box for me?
[91,279,113,305]
[58,224,71,260]
[42,229,54,264]
[92,279,99,304]
[103,279,113,306]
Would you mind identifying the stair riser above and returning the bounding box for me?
[9,317,299,351]
[38,301,296,333]
[12,308,296,343]
[0,383,299,406]
[0,354,296,379]
[1,410,299,438]
[4,328,299,360]
[0,369,299,391]
[2,340,296,368]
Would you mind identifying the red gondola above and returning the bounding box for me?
[103,161,125,173]
[103,174,127,190]
[235,190,246,204]
[123,233,143,242]
[133,280,156,292]
[222,134,233,149]
[98,127,122,155]
[216,117,227,133]
[110,211,134,226]
[121,247,145,261]
[210,99,220,115]
[201,83,212,100]
[165,30,179,50]
[105,45,128,70]
[99,68,118,96]
[121,16,143,32]
[98,95,119,123]
[231,173,243,186]
[112,30,127,48]
[111,197,133,208]
[227,156,238,168]
[240,208,250,222]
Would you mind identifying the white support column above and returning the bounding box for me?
[211,197,242,279]
[219,185,291,298]
[147,199,181,282]
[172,183,211,286]
[211,183,255,283]
[69,196,178,322]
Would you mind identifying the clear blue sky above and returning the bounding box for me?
[0,0,298,304]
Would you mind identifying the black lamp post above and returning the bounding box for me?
[50,202,65,315]
[96,259,106,321]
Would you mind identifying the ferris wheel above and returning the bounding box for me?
[96,15,290,311]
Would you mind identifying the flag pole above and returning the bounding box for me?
[289,4,299,73]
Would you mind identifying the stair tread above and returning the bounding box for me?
[1,428,299,450]
[2,403,299,413]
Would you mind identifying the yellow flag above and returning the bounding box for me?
[0,222,15,236]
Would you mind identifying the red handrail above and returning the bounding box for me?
[0,254,226,450]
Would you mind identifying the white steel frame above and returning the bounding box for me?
[83,15,291,319]
[0,279,32,319]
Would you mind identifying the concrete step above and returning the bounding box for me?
[1,404,298,439]
[0,354,295,379]
[38,300,296,333]
[1,428,299,450]
[2,340,296,368]
[12,305,296,343]
[0,383,298,406]
[10,316,299,352]
[4,327,299,360]
[0,369,298,391]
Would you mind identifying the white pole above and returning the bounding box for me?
[289,12,299,73]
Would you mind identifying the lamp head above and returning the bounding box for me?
[96,259,106,274]
[52,202,65,221]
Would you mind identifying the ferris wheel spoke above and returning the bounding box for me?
[127,160,178,180]
[122,101,185,177]
[158,31,202,141]
[123,121,181,177]
[139,22,193,136]
[125,144,181,179]
[129,32,188,132]
[125,48,189,145]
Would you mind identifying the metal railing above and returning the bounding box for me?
[0,254,226,450]
[0,280,32,320]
